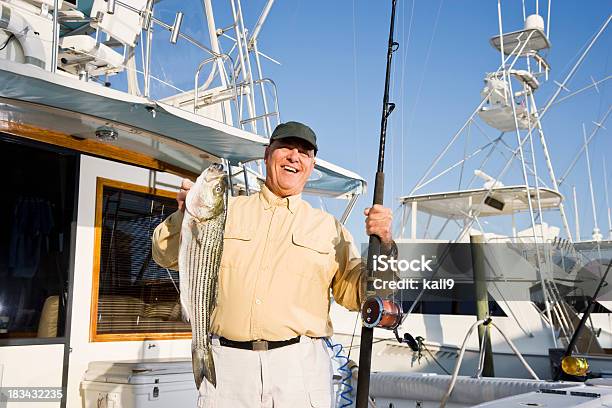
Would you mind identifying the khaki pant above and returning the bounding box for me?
[198,336,333,408]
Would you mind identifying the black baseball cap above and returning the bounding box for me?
[270,121,318,155]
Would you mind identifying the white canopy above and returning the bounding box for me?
[400,186,563,219]
[0,60,366,198]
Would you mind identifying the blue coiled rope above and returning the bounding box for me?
[324,338,354,408]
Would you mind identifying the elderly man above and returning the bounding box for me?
[152,121,394,408]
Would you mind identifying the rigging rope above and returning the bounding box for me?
[399,0,415,201]
[0,33,15,51]
[546,0,552,39]
[419,339,452,375]
[405,0,444,147]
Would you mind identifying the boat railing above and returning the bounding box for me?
[3,0,283,139]
[194,53,239,125]
[118,0,281,138]
[237,78,280,136]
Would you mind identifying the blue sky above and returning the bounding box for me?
[147,0,611,243]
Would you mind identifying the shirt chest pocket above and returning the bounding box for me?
[220,226,253,270]
[290,232,334,285]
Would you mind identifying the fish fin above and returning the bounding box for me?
[192,346,217,389]
[178,217,192,323]
[178,283,191,323]
[179,294,191,323]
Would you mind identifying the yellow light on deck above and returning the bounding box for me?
[561,356,589,376]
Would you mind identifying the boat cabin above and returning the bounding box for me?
[0,1,366,407]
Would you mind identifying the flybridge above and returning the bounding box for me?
[0,0,367,199]
[0,59,366,199]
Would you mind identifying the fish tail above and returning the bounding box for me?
[192,346,217,389]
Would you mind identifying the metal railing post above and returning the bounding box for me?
[51,0,59,72]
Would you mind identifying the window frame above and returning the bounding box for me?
[90,177,191,342]
[0,133,80,348]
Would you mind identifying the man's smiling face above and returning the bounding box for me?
[264,137,316,198]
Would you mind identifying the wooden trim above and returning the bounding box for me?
[95,177,179,200]
[89,177,104,343]
[92,332,192,343]
[90,177,191,342]
[0,120,198,179]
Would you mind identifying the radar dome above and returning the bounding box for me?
[525,14,545,31]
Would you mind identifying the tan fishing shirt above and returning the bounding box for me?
[151,184,364,341]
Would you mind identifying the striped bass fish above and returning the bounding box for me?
[178,163,227,389]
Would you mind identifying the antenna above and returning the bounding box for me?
[573,185,581,241]
[604,158,612,240]
[583,123,602,241]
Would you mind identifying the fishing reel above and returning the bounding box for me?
[361,296,402,330]
[360,295,419,352]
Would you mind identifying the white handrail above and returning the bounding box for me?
[439,318,540,408]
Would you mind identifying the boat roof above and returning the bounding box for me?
[490,28,551,55]
[0,60,365,198]
[399,186,563,218]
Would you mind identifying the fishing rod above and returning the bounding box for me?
[355,0,402,406]
[553,258,612,380]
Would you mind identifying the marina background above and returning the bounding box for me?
[131,0,611,242]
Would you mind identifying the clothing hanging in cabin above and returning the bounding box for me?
[8,197,55,278]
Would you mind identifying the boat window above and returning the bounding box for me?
[91,178,190,341]
[0,136,77,343]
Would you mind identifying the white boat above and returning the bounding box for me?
[327,3,612,406]
[0,1,366,407]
